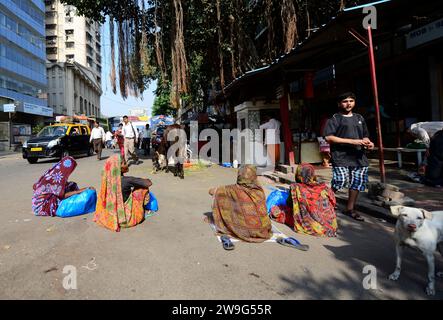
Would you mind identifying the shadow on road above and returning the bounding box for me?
[277,213,443,299]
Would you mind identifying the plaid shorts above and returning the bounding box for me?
[332,166,369,191]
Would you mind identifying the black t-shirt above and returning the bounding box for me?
[323,113,369,167]
[121,176,150,202]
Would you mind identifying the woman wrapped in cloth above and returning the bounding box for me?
[32,156,95,216]
[208,165,272,250]
[271,163,337,237]
[94,155,153,232]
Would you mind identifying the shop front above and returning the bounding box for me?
[1,101,53,151]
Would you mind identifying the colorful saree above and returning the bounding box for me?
[271,163,337,237]
[93,155,149,232]
[32,156,79,216]
[212,165,272,243]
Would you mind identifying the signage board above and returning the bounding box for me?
[3,104,15,112]
[23,103,53,117]
[406,18,443,49]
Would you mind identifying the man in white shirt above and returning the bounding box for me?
[259,114,281,169]
[105,130,113,149]
[89,121,106,160]
[122,115,140,164]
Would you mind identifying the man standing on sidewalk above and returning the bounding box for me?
[90,121,106,160]
[324,92,375,222]
[122,115,140,165]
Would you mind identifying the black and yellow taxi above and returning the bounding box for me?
[22,123,93,164]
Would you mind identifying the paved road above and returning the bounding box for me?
[0,149,441,299]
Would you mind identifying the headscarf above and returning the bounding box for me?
[295,163,318,185]
[93,155,149,232]
[212,165,272,242]
[32,156,78,216]
[291,163,337,237]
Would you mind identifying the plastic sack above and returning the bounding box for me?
[144,192,159,212]
[56,189,97,218]
[266,189,290,214]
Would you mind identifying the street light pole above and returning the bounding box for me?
[9,111,12,150]
[367,26,386,183]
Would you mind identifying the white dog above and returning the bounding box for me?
[389,205,443,295]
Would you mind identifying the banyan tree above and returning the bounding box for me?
[62,0,367,111]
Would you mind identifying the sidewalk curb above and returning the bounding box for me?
[335,194,397,224]
[262,171,397,224]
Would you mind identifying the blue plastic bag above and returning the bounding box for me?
[56,189,97,218]
[266,189,290,214]
[144,192,159,212]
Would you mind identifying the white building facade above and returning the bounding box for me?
[46,61,101,117]
[44,0,102,116]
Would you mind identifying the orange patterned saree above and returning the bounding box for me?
[94,155,149,232]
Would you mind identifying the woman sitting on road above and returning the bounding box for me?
[271,163,337,237]
[208,165,272,248]
[32,156,94,216]
[94,155,153,232]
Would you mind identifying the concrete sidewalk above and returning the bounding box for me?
[0,150,20,158]
[264,159,443,221]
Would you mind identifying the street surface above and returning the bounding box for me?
[0,149,442,299]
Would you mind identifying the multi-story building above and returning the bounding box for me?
[44,0,102,117]
[0,0,51,150]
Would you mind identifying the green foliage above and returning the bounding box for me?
[62,0,367,111]
[32,123,45,135]
[152,87,176,117]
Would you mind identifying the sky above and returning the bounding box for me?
[99,17,157,118]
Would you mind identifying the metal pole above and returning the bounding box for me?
[367,26,386,183]
[9,112,12,150]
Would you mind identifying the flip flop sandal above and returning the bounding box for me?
[343,210,365,222]
[277,237,310,251]
[220,235,235,251]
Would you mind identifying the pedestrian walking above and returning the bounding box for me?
[115,124,125,158]
[143,124,152,156]
[324,92,375,222]
[105,130,113,149]
[122,115,140,165]
[90,121,106,160]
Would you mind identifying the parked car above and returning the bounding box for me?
[151,125,166,150]
[22,123,93,164]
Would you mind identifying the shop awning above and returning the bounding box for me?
[220,0,443,99]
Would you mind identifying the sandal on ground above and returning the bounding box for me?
[343,210,365,222]
[276,237,309,251]
[220,235,235,251]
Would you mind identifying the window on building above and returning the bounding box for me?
[46,47,57,54]
[65,42,74,48]
[66,54,74,61]
[46,24,56,30]
[87,57,93,68]
[65,29,74,35]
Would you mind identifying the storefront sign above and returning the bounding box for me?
[406,18,443,49]
[23,103,53,117]
[3,104,15,112]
